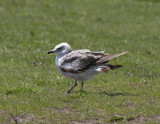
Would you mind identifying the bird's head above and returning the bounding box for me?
[47,42,72,56]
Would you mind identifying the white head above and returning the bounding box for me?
[47,42,72,56]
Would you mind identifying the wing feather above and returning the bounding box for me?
[60,50,107,73]
[60,50,128,73]
[96,51,128,64]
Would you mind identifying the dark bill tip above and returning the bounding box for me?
[46,50,55,54]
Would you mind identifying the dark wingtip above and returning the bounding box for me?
[108,64,123,70]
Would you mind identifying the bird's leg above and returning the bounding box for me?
[65,80,77,94]
[81,81,84,93]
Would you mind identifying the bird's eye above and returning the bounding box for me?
[57,47,62,50]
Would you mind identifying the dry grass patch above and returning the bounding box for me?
[45,107,73,114]
[127,115,160,123]
[9,113,37,124]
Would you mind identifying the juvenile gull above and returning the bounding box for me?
[47,43,128,94]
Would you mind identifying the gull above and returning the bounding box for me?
[47,43,128,94]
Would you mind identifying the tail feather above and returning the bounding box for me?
[96,51,128,64]
[108,64,123,70]
[101,64,123,73]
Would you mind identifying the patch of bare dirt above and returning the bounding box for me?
[129,83,146,88]
[71,120,96,124]
[125,103,135,108]
[71,118,106,124]
[128,115,160,123]
[121,103,135,108]
[45,107,73,113]
[0,110,5,115]
[9,113,37,123]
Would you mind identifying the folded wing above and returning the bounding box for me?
[60,50,128,73]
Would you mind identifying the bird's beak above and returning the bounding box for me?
[46,50,55,54]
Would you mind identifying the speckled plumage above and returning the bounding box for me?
[47,43,128,94]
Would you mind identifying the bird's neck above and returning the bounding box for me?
[55,52,68,67]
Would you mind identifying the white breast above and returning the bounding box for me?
[55,56,63,70]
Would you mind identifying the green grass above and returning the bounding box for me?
[0,0,160,123]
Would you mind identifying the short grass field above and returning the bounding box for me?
[0,0,160,123]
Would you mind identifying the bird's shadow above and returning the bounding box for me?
[67,91,137,97]
[101,91,137,97]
